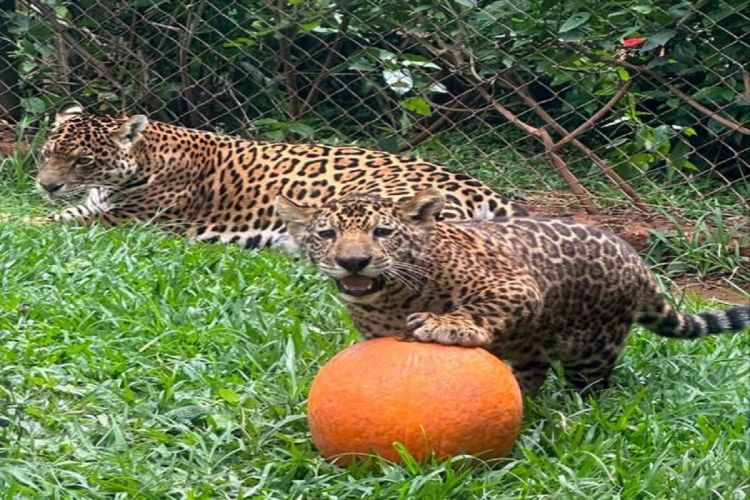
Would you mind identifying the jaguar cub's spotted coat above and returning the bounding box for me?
[36,103,525,252]
[277,190,750,393]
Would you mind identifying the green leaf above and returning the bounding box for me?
[348,59,375,72]
[383,69,413,95]
[21,96,47,114]
[559,12,591,33]
[616,67,631,81]
[551,72,573,86]
[400,96,432,116]
[672,41,696,63]
[218,388,240,404]
[630,152,654,167]
[679,160,699,171]
[376,135,402,153]
[669,139,692,164]
[631,5,652,14]
[287,122,315,138]
[298,21,320,33]
[642,30,676,51]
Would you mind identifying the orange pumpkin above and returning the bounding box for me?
[307,336,523,465]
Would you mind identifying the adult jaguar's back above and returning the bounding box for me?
[36,103,526,252]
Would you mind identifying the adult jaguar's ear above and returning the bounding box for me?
[275,195,313,240]
[399,188,445,226]
[114,115,149,148]
[54,102,84,127]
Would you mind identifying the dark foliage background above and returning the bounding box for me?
[1,0,748,216]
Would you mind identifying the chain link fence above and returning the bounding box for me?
[1,0,748,225]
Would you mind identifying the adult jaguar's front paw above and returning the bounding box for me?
[406,312,492,347]
[51,207,86,223]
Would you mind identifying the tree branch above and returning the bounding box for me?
[475,85,599,214]
[550,80,633,152]
[28,0,122,92]
[399,91,480,152]
[503,75,648,212]
[675,0,710,30]
[178,1,207,127]
[416,35,603,213]
[273,0,301,121]
[302,15,350,113]
[591,55,750,136]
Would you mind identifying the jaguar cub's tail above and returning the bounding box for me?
[637,294,750,338]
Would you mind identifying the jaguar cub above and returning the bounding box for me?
[276,189,749,393]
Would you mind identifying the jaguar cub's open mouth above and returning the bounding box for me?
[336,274,386,297]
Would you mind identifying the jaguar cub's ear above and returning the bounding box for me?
[275,195,314,240]
[54,102,84,127]
[399,188,445,226]
[114,115,149,148]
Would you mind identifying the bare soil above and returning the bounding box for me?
[526,193,684,252]
[525,192,749,306]
[0,119,31,157]
[0,119,17,156]
[671,276,749,305]
[525,192,748,254]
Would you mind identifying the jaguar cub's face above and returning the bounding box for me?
[276,190,444,302]
[36,103,148,197]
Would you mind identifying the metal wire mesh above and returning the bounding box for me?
[1,0,748,218]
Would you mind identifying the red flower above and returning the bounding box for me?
[622,37,646,48]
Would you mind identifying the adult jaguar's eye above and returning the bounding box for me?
[374,227,394,238]
[318,229,336,240]
[76,156,94,167]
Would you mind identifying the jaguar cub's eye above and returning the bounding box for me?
[317,229,336,240]
[374,227,395,238]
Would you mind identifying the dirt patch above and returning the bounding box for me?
[0,213,49,225]
[524,193,749,303]
[0,119,29,157]
[525,192,748,253]
[671,276,749,305]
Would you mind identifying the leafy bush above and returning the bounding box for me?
[1,0,747,191]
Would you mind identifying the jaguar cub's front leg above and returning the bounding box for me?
[406,277,542,349]
[406,311,494,347]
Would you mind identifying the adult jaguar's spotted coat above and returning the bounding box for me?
[277,190,750,394]
[36,103,526,252]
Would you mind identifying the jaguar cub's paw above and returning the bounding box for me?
[406,312,492,347]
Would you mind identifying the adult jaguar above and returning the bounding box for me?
[36,103,526,252]
[276,190,749,393]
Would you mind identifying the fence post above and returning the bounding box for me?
[0,0,19,120]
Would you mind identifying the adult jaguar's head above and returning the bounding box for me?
[36,103,149,197]
[276,189,444,302]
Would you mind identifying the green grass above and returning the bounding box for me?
[0,169,749,498]
[646,204,750,284]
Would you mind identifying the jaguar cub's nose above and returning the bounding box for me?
[335,255,372,272]
[40,182,64,193]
